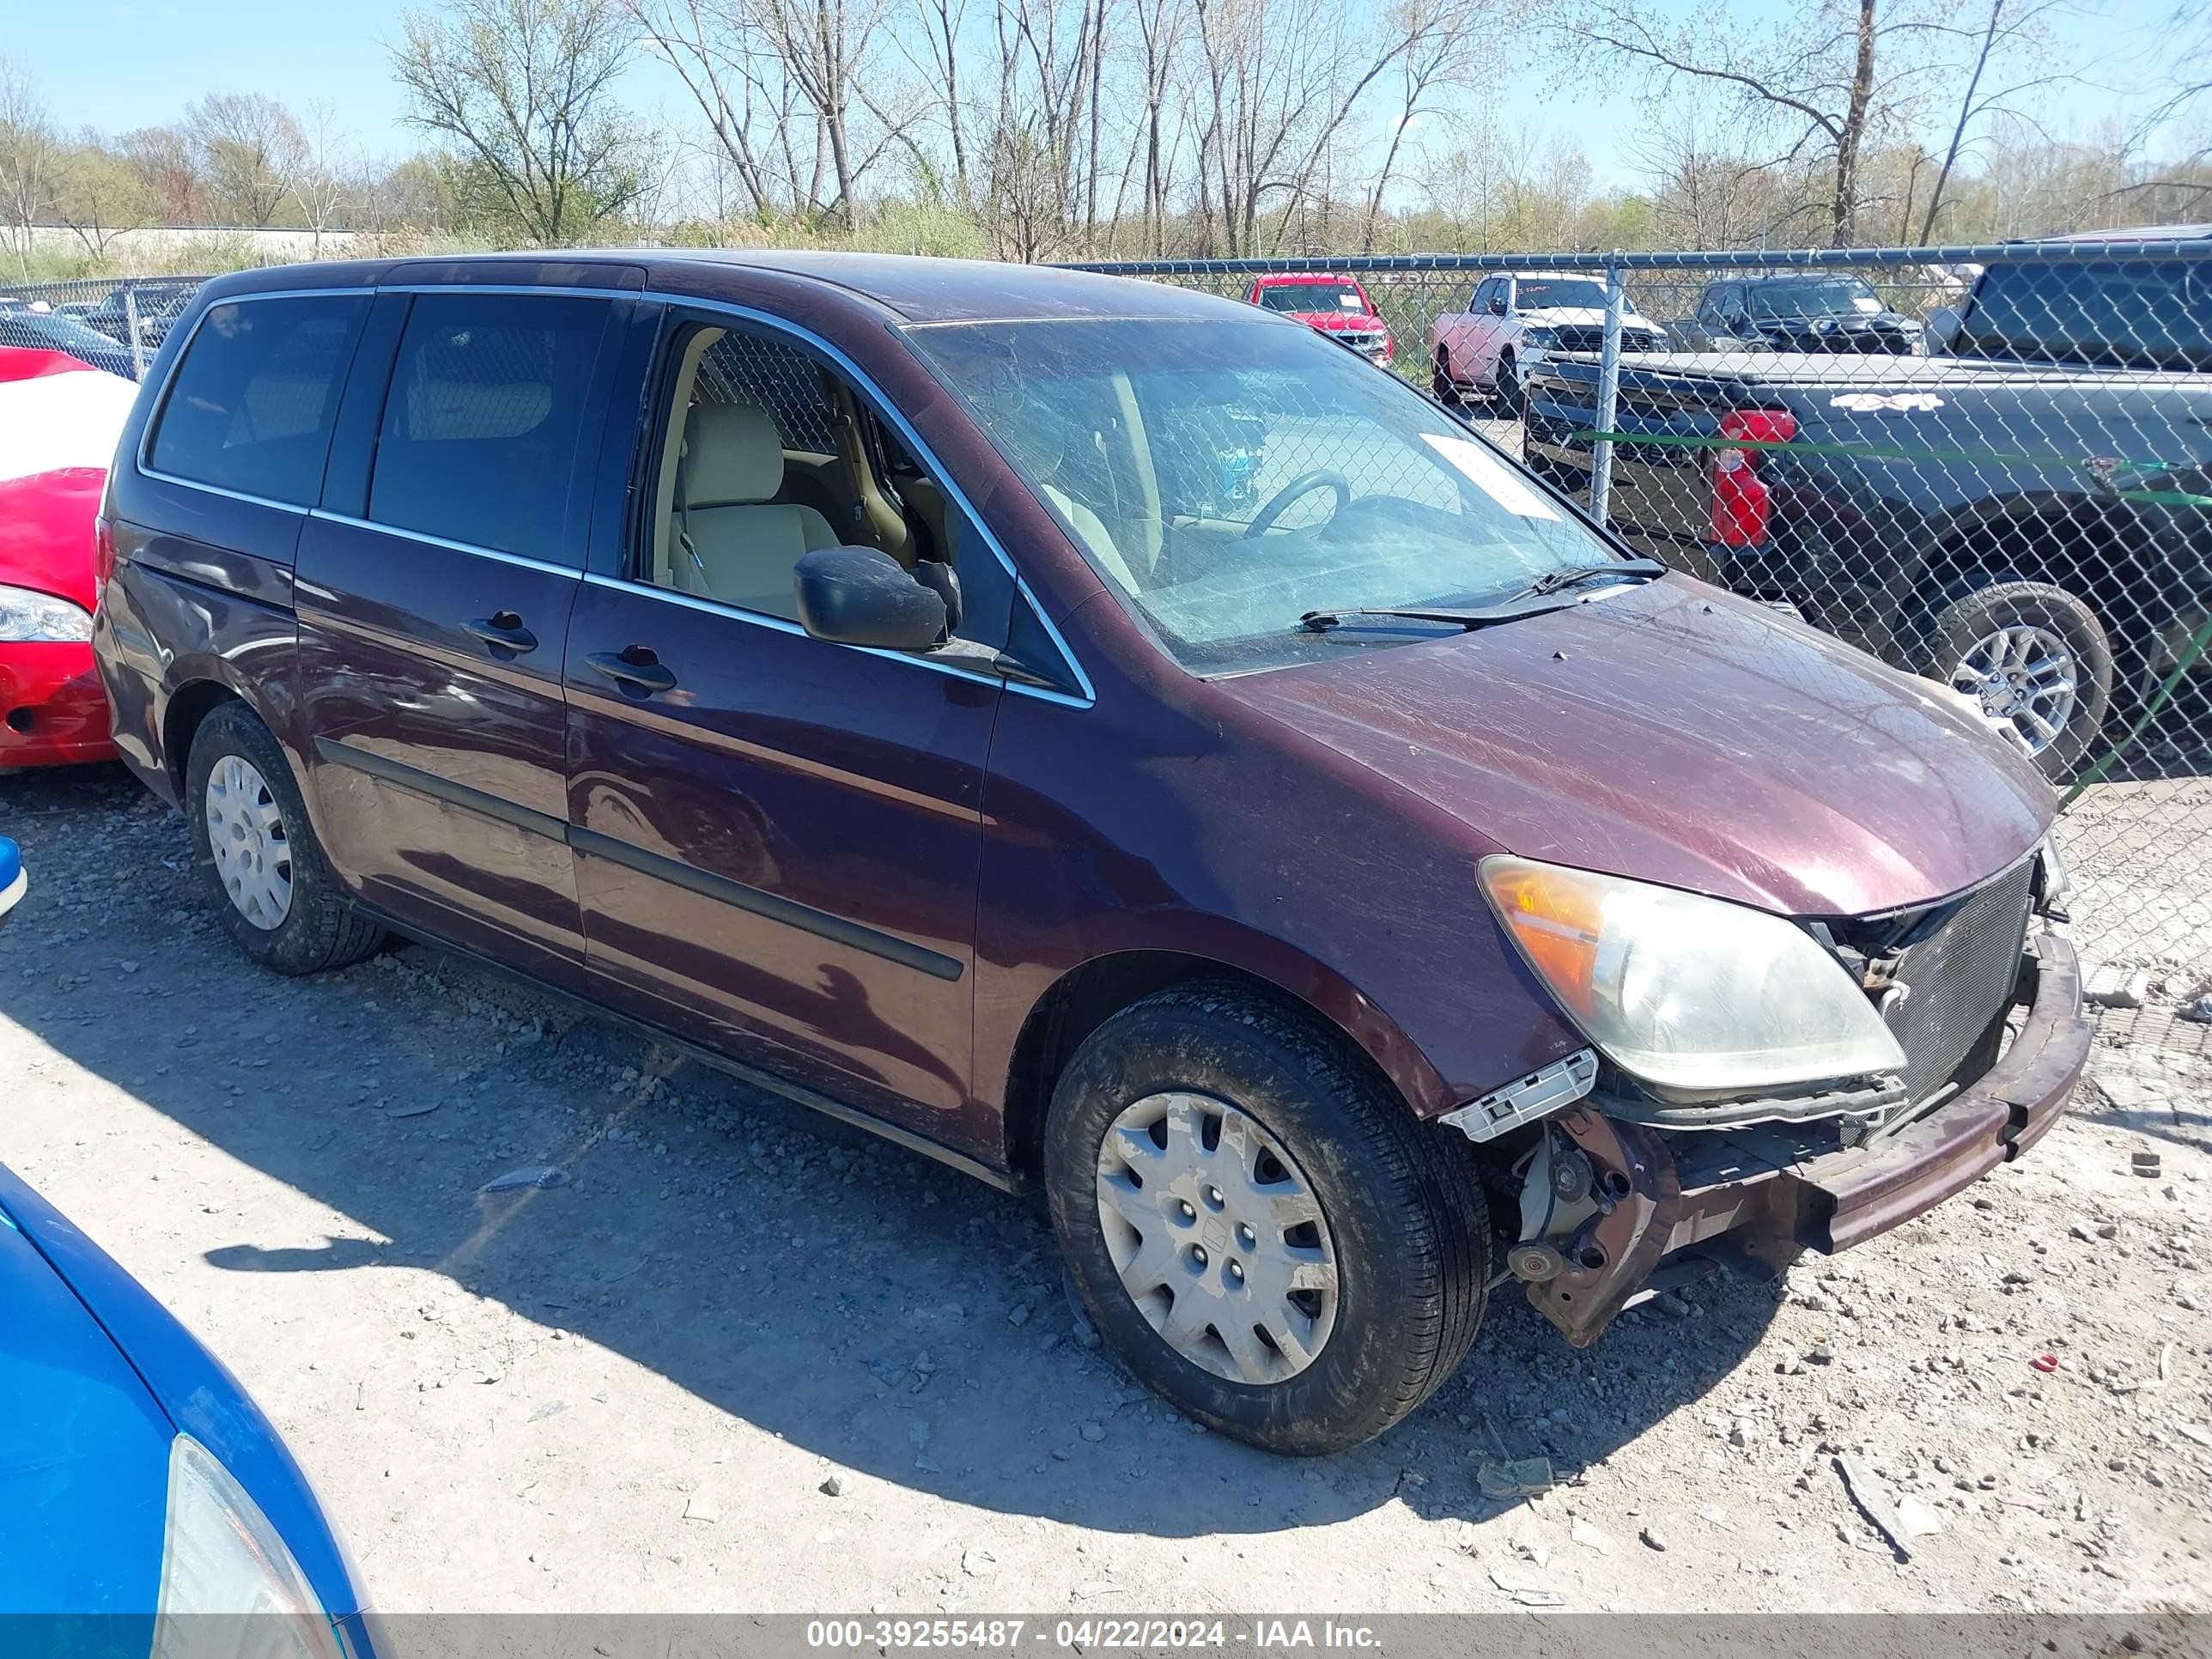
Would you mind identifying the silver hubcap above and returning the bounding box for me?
[1950,623,2077,753]
[1094,1092,1340,1386]
[204,754,293,929]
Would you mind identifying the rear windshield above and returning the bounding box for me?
[1959,258,2211,368]
[1256,283,1367,314]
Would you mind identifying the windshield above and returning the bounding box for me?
[1515,278,1608,311]
[908,317,1624,672]
[1257,283,1367,314]
[1749,279,1884,319]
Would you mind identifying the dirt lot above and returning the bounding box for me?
[3,764,2209,1618]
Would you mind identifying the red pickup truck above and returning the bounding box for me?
[1246,273,1395,367]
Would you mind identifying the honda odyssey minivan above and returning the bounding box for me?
[93,253,2091,1455]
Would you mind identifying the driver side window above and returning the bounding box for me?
[641,319,975,634]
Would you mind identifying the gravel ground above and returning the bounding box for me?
[3,764,2209,1618]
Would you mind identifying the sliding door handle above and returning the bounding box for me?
[465,611,538,654]
[587,646,677,696]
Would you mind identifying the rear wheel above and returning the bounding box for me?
[1917,579,2112,781]
[185,702,386,974]
[1044,982,1489,1455]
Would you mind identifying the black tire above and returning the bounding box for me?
[1494,350,1524,418]
[1043,982,1489,1456]
[1431,345,1463,408]
[184,701,386,974]
[1914,578,2113,781]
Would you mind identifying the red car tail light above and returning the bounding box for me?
[1711,409,1797,548]
[94,514,118,590]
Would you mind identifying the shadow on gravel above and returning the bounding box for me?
[3,765,1783,1540]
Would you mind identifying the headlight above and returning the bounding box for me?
[1480,855,1905,1095]
[1520,327,1558,348]
[0,583,93,642]
[153,1435,345,1659]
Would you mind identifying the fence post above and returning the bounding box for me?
[123,285,147,380]
[1589,255,1626,527]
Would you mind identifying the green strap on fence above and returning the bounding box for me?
[1571,429,2212,508]
[2059,610,2212,811]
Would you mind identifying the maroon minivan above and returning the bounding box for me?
[92,253,2091,1455]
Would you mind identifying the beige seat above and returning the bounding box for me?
[672,402,839,618]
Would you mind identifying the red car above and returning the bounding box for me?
[0,349,133,769]
[1246,272,1395,366]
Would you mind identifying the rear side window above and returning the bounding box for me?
[368,293,613,558]
[1963,258,2211,368]
[147,295,368,505]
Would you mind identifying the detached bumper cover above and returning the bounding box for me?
[1527,932,2089,1345]
[0,641,116,767]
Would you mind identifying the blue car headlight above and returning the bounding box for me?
[152,1436,345,1659]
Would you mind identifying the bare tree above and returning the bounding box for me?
[1556,0,1954,244]
[117,125,202,222]
[53,134,155,260]
[1359,0,1494,251]
[0,55,58,277]
[185,92,308,225]
[1914,0,2068,240]
[394,0,653,242]
[289,102,356,254]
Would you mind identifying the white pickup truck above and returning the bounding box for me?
[1428,271,1669,414]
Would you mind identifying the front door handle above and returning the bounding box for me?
[587,645,677,696]
[465,611,538,654]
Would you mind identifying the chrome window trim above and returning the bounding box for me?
[307,509,584,580]
[133,286,380,509]
[579,572,1090,708]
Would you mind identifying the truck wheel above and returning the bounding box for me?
[1917,579,2112,781]
[1043,982,1489,1456]
[185,702,386,975]
[1431,346,1463,407]
[1494,351,1524,417]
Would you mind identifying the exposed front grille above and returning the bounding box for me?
[1880,863,2036,1103]
[1544,326,1662,355]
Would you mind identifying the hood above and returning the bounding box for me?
[0,1202,173,1613]
[1290,311,1384,333]
[1218,578,2051,918]
[1522,306,1656,330]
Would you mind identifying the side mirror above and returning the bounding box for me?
[794,546,948,651]
[1487,295,1508,316]
[1923,304,1963,356]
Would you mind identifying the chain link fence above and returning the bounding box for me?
[0,273,214,380]
[1070,239,2212,1005]
[6,246,2209,1007]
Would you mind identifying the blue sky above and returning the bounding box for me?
[12,0,2191,193]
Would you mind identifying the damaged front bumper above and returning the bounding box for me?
[1513,931,2091,1346]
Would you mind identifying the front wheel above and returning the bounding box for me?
[1431,345,1463,408]
[1493,350,1524,417]
[1917,579,2112,781]
[1044,983,1489,1455]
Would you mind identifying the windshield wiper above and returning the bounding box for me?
[1512,556,1666,599]
[1297,558,1665,635]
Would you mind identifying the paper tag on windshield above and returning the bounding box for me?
[1421,432,1563,520]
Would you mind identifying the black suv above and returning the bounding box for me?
[1691,275,1920,355]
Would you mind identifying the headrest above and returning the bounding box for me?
[684,402,782,505]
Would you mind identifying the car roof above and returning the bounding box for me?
[1254,271,1359,283]
[2018,224,2210,244]
[210,249,1256,327]
[1735,272,1871,283]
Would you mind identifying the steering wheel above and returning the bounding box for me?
[1243,470,1352,538]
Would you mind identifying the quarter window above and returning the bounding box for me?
[367,293,613,559]
[146,295,368,506]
